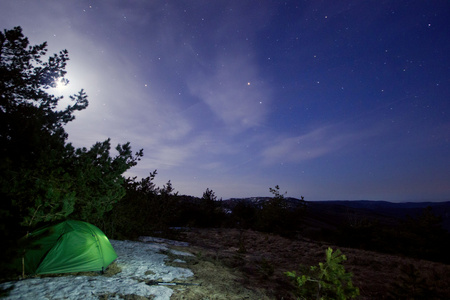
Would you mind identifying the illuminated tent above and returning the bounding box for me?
[23,220,117,275]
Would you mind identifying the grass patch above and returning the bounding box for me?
[144,270,156,276]
[104,262,122,276]
[165,246,271,300]
[177,228,450,299]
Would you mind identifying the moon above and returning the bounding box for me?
[54,78,69,91]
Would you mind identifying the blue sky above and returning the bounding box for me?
[1,0,449,201]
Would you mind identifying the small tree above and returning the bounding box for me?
[256,185,289,234]
[202,188,217,214]
[195,188,223,227]
[269,185,287,200]
[286,247,359,300]
[154,180,180,232]
[69,139,142,224]
[104,172,181,239]
[102,171,158,239]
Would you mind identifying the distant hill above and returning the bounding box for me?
[308,200,450,231]
[222,198,450,232]
[171,196,450,263]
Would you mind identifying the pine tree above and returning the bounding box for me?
[0,27,88,229]
[0,27,142,277]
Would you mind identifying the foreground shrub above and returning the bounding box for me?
[286,247,359,300]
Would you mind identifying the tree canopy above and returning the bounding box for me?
[0,26,142,277]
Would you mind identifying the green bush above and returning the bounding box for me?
[286,247,359,300]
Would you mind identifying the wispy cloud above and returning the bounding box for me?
[181,3,273,133]
[187,55,270,131]
[261,124,377,165]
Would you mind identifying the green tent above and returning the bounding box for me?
[23,220,117,275]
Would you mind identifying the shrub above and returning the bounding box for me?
[286,247,359,300]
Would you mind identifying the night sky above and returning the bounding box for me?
[2,1,449,201]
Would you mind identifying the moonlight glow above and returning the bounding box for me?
[53,78,68,91]
[3,1,449,201]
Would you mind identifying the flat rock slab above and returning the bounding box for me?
[1,239,193,300]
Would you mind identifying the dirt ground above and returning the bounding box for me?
[164,228,450,299]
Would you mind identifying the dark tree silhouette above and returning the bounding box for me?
[0,27,142,278]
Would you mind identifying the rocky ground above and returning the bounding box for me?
[167,228,450,299]
[3,228,449,299]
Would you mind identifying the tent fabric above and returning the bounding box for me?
[24,220,117,275]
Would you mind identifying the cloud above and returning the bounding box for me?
[187,55,270,131]
[261,124,376,165]
[178,3,273,133]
